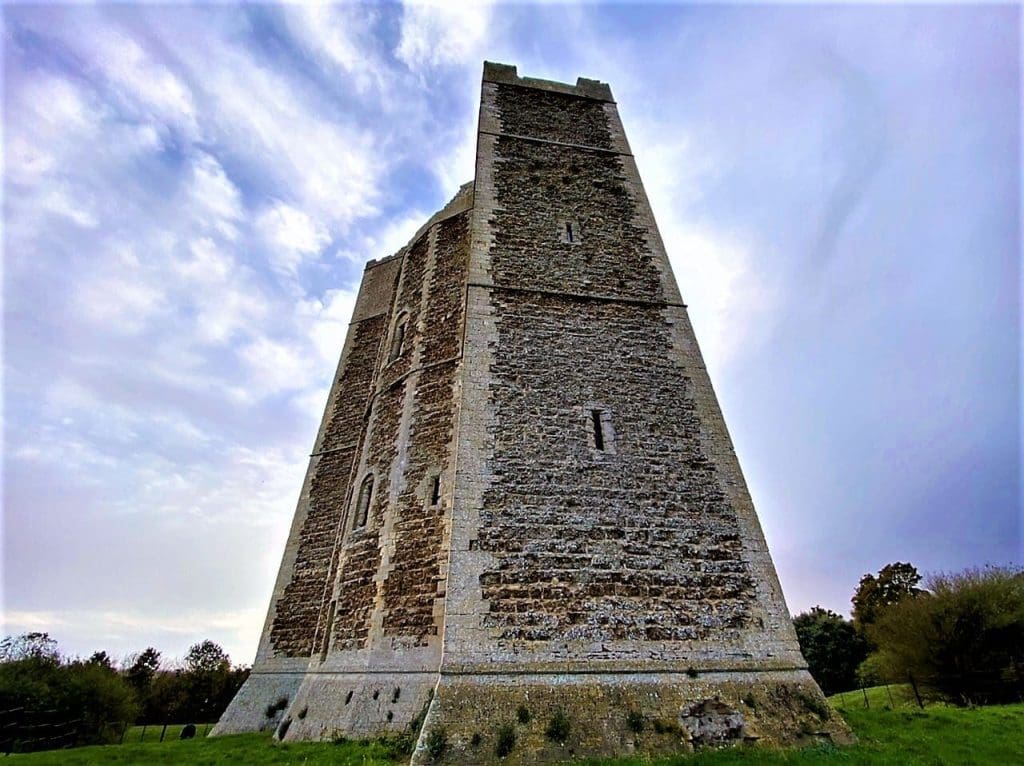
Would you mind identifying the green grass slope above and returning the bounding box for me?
[7,689,1024,765]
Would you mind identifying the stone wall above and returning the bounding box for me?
[217,63,845,758]
[478,294,753,647]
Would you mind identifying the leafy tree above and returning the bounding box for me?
[793,607,869,694]
[852,562,924,635]
[0,635,138,752]
[87,651,113,670]
[869,565,1024,705]
[0,633,59,663]
[62,658,139,742]
[125,647,161,695]
[178,641,240,723]
[184,640,230,675]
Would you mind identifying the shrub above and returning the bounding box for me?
[652,718,682,735]
[495,722,516,757]
[265,696,288,718]
[793,607,869,694]
[868,565,1024,705]
[625,709,644,733]
[425,727,447,761]
[797,689,830,719]
[0,645,139,752]
[516,704,531,724]
[470,732,482,747]
[545,709,571,743]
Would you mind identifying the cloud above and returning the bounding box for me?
[3,608,264,665]
[396,1,493,69]
[86,25,199,138]
[189,152,244,240]
[282,3,389,95]
[257,201,332,277]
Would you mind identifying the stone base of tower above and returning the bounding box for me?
[211,670,306,736]
[410,669,853,765]
[276,670,438,742]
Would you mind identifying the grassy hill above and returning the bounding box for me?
[7,688,1024,765]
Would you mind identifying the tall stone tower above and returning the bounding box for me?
[215,62,848,762]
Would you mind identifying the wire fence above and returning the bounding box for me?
[0,706,213,755]
[831,671,1024,711]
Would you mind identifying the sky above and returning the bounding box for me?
[3,2,1020,666]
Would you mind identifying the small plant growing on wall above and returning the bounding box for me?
[545,710,571,744]
[425,727,448,761]
[516,705,531,724]
[652,718,682,735]
[626,709,644,733]
[495,723,516,757]
[276,718,291,739]
[265,696,289,718]
[470,732,482,747]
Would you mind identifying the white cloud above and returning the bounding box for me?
[630,126,776,372]
[3,607,264,665]
[239,336,316,397]
[257,201,331,276]
[89,26,199,138]
[189,152,244,240]
[283,3,387,94]
[396,1,493,69]
[192,44,381,227]
[41,184,100,228]
[297,287,358,364]
[75,272,166,334]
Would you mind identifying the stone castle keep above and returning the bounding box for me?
[214,62,849,762]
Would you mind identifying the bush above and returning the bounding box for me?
[625,709,644,733]
[425,727,447,760]
[868,565,1024,705]
[494,722,516,757]
[516,704,531,724]
[0,644,139,752]
[793,607,869,695]
[544,709,571,743]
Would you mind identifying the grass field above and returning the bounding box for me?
[7,688,1024,764]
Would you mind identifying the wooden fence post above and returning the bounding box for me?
[908,673,925,709]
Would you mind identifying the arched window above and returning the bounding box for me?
[389,314,408,362]
[355,475,374,528]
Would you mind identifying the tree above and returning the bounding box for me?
[177,641,245,723]
[87,651,114,670]
[851,562,924,635]
[184,640,230,675]
[0,635,138,752]
[125,647,161,695]
[792,607,869,695]
[868,565,1024,705]
[0,633,60,663]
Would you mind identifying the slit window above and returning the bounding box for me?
[591,409,605,451]
[430,475,441,506]
[565,222,575,243]
[389,315,408,362]
[355,475,374,528]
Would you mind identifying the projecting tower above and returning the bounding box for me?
[214,62,850,763]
